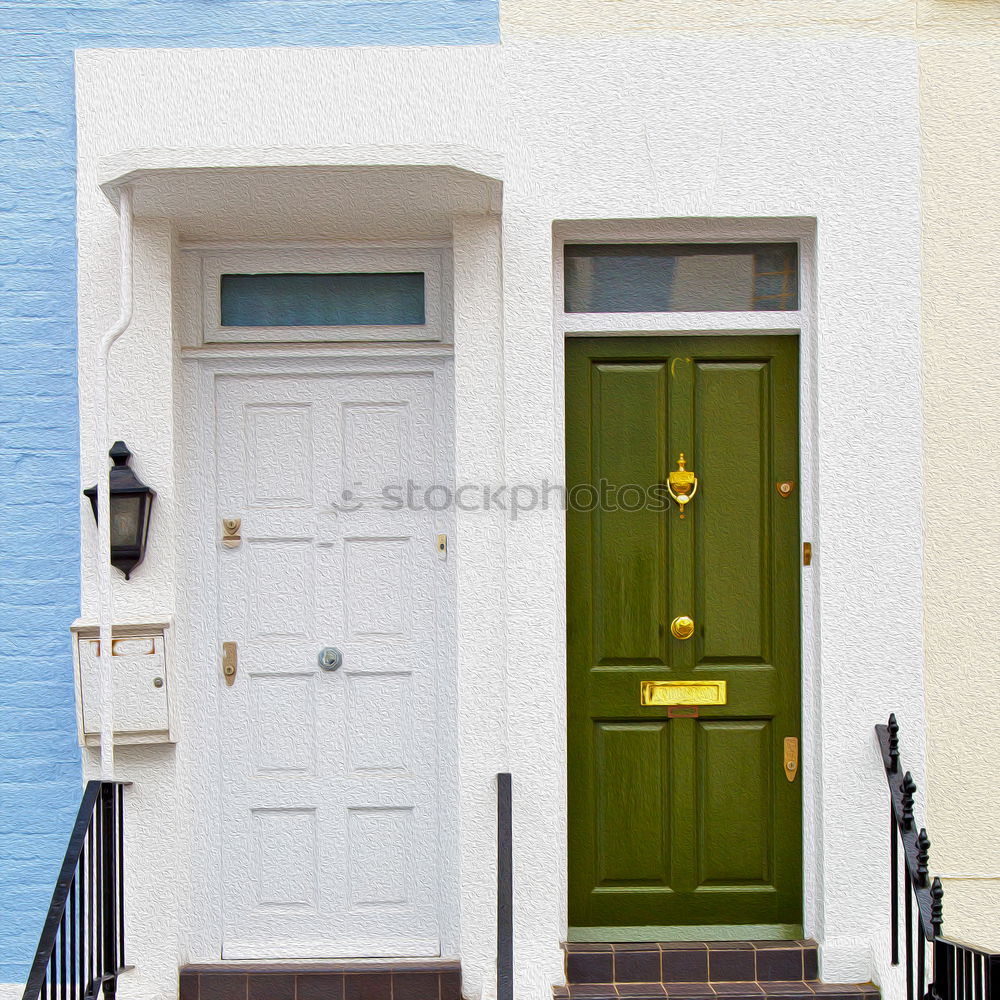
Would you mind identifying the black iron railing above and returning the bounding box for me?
[21,781,128,1000]
[934,940,1000,1000]
[877,715,998,1000]
[497,772,513,1000]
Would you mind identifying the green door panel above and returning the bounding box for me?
[566,335,801,932]
[696,362,769,661]
[591,362,669,665]
[594,722,671,884]
[696,720,772,886]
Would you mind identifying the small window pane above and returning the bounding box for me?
[564,243,799,313]
[220,272,425,327]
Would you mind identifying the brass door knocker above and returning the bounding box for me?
[666,453,698,519]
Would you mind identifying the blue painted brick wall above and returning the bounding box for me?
[0,0,497,982]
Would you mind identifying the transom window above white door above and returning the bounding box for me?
[200,247,450,344]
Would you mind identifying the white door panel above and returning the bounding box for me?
[214,370,448,959]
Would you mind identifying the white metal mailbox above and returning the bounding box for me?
[72,620,175,745]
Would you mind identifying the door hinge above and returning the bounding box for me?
[803,541,812,566]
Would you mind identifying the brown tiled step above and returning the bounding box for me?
[179,960,461,1000]
[552,985,879,1000]
[564,942,819,984]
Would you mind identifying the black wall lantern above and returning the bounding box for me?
[84,441,156,580]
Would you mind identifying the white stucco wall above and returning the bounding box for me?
[75,39,924,1000]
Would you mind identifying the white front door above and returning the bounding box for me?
[213,367,451,959]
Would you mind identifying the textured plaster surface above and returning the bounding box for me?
[75,45,507,1000]
[0,4,496,984]
[451,215,510,998]
[77,39,924,1000]
[920,39,1000,952]
[498,38,924,994]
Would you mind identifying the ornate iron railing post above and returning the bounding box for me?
[877,716,999,1000]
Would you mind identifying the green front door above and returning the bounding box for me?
[566,335,802,937]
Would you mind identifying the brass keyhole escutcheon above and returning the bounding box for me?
[670,616,695,640]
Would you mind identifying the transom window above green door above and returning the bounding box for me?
[563,243,799,313]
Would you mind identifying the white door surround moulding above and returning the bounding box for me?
[551,219,825,953]
[181,343,458,361]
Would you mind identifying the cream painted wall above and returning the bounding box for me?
[920,39,1000,952]
[501,0,1000,39]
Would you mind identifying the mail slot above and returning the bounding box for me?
[640,680,727,706]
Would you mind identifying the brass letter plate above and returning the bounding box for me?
[640,680,727,706]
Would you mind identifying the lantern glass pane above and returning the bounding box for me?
[111,495,143,547]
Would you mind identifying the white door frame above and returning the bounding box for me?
[175,345,460,963]
[551,220,820,944]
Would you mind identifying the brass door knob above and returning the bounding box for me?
[670,616,695,640]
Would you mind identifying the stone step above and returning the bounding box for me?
[179,960,461,1000]
[564,941,819,985]
[552,984,879,1000]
